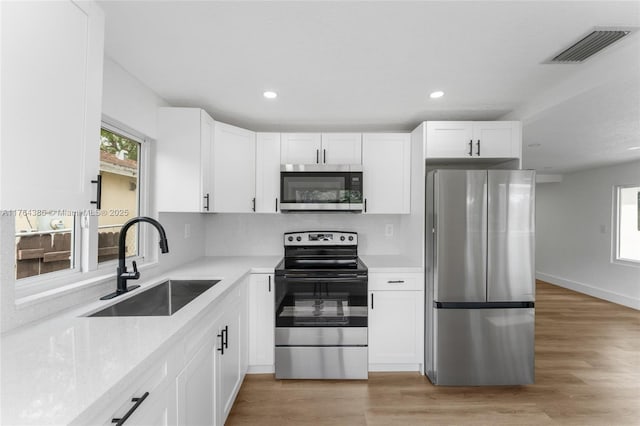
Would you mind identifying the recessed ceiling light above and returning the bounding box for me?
[527,143,541,148]
[627,146,640,151]
[263,91,277,99]
[429,91,444,99]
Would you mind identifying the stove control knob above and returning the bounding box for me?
[287,236,293,242]
[296,236,302,242]
[340,236,345,241]
[348,236,354,241]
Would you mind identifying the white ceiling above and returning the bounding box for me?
[99,1,640,173]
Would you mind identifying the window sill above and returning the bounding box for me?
[15,260,159,310]
[612,258,640,268]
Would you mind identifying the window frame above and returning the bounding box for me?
[94,122,148,272]
[14,119,155,300]
[612,183,640,267]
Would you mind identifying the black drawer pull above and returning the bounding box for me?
[387,280,405,284]
[112,392,149,425]
[223,325,229,349]
[371,293,374,309]
[204,193,210,211]
[268,275,271,292]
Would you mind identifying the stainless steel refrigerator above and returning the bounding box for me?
[425,169,535,386]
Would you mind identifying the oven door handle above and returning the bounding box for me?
[282,275,367,282]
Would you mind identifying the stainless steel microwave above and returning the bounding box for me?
[280,165,363,212]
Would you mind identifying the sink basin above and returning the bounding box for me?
[88,279,220,317]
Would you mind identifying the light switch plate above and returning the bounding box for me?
[385,224,394,237]
[184,223,191,239]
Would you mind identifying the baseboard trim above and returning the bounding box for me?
[536,272,640,310]
[247,365,274,374]
[369,363,421,372]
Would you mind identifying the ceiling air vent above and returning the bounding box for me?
[548,28,635,63]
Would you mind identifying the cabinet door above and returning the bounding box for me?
[473,121,521,158]
[362,133,410,214]
[280,133,321,164]
[255,133,281,213]
[368,290,423,365]
[176,330,216,426]
[157,108,212,212]
[1,0,104,210]
[200,111,215,212]
[249,274,275,369]
[425,122,474,158]
[217,297,244,424]
[320,133,362,164]
[212,122,256,212]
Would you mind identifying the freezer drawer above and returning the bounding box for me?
[275,346,368,379]
[432,307,534,386]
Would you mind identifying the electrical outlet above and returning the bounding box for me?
[385,224,394,237]
[184,223,191,239]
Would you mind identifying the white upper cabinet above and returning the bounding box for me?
[425,122,474,158]
[0,0,104,210]
[280,133,362,164]
[473,121,522,158]
[280,133,321,164]
[362,133,411,214]
[320,133,362,164]
[212,122,256,213]
[157,108,214,213]
[426,121,522,160]
[255,133,281,213]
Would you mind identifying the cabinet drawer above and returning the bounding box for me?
[369,273,423,291]
[78,350,176,426]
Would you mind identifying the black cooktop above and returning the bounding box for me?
[274,256,368,276]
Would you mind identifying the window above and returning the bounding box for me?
[15,122,147,288]
[14,213,77,279]
[98,127,141,263]
[615,185,640,263]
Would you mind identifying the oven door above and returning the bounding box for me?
[279,168,363,211]
[275,274,368,327]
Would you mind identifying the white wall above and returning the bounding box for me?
[204,213,404,257]
[0,57,208,332]
[536,160,640,309]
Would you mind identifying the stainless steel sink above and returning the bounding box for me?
[88,279,220,317]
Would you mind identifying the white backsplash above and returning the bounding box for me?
[204,213,404,257]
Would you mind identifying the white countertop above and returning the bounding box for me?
[359,255,423,273]
[0,256,280,426]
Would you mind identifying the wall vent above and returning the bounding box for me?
[547,28,635,63]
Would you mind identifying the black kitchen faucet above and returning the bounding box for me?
[100,216,169,300]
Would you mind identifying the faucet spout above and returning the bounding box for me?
[100,216,169,300]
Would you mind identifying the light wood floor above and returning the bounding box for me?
[227,281,640,425]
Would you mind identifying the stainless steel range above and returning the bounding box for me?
[274,231,368,379]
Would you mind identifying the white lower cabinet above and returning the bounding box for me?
[216,291,246,424]
[368,272,423,371]
[174,278,249,426]
[176,326,218,426]
[248,273,275,372]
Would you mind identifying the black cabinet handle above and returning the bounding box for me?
[364,198,367,213]
[112,392,149,425]
[316,149,319,164]
[204,193,210,211]
[468,140,473,156]
[252,197,256,212]
[387,280,405,284]
[323,149,326,164]
[217,331,224,355]
[275,198,278,212]
[91,174,102,209]
[223,325,229,349]
[268,275,271,292]
[476,140,481,156]
[371,293,374,309]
